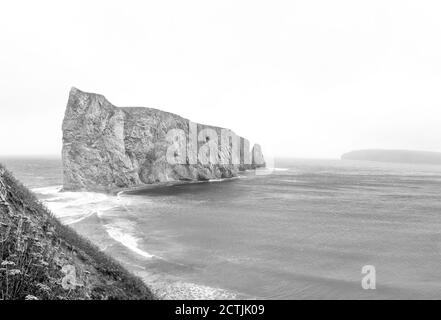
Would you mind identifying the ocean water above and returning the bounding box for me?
[2,156,441,299]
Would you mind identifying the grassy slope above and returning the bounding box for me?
[0,164,155,300]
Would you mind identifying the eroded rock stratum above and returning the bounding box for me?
[62,87,265,191]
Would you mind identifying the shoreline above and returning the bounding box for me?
[114,179,212,196]
[60,176,243,196]
[115,175,246,196]
[34,177,250,300]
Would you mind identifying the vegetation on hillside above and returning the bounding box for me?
[0,164,155,300]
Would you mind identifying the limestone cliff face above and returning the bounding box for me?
[62,87,265,191]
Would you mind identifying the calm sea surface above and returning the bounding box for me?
[2,157,441,299]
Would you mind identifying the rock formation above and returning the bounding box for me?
[341,149,441,165]
[62,87,265,192]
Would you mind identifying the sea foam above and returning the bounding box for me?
[32,185,119,225]
[104,224,155,259]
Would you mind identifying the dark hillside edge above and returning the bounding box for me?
[0,164,155,300]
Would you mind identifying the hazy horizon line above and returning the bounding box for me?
[0,154,343,161]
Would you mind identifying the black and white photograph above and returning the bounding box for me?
[1,0,441,312]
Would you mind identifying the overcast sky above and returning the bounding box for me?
[1,0,441,158]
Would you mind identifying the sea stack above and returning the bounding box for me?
[62,87,265,192]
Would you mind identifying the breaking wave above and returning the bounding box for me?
[104,223,156,259]
[32,185,119,225]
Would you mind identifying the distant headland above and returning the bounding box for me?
[341,149,441,165]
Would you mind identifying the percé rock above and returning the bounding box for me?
[62,87,265,192]
[342,149,441,165]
